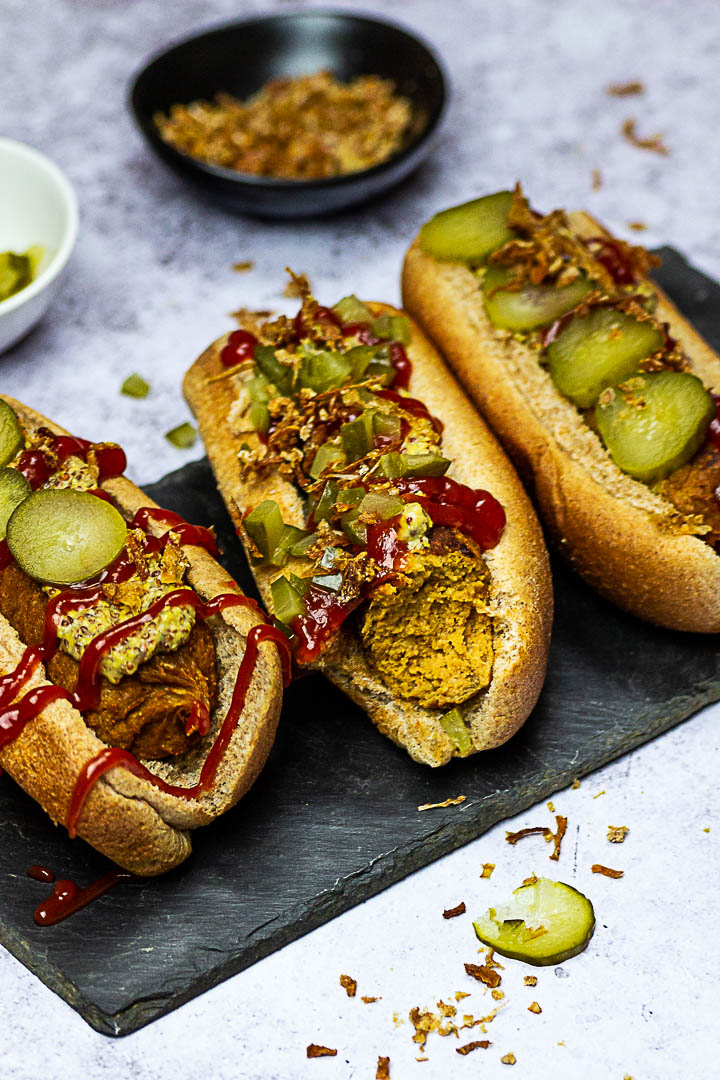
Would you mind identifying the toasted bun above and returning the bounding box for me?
[402,214,720,633]
[184,305,552,767]
[0,397,284,876]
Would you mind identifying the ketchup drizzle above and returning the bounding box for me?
[34,870,134,926]
[27,865,55,883]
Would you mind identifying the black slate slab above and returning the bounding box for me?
[1,248,718,1036]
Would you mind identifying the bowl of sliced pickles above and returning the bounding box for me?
[0,138,78,354]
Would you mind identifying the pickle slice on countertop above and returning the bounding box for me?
[418,191,516,264]
[0,467,30,538]
[473,877,595,966]
[6,488,128,584]
[548,306,664,409]
[0,400,23,466]
[483,265,593,332]
[595,370,714,484]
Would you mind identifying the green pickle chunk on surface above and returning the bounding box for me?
[548,307,664,409]
[595,371,714,483]
[7,488,128,585]
[473,877,596,966]
[419,191,516,264]
[0,400,23,466]
[483,265,593,333]
[0,467,30,539]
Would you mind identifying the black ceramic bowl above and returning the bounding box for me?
[129,10,447,218]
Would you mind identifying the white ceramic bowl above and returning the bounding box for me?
[0,138,79,354]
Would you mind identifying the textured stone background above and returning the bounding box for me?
[1,0,719,1077]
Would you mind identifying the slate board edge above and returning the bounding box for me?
[4,683,714,1038]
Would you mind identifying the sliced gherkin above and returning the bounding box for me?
[595,371,714,484]
[483,264,593,332]
[419,191,516,263]
[548,307,664,408]
[473,878,595,966]
[0,468,30,539]
[0,400,23,466]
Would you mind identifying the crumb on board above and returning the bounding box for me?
[591,864,624,878]
[232,260,254,272]
[307,1044,337,1058]
[481,862,495,879]
[522,872,540,886]
[457,1040,491,1055]
[501,1052,517,1065]
[506,814,567,860]
[547,801,555,813]
[528,1001,542,1014]
[621,117,670,155]
[506,825,548,846]
[464,963,501,988]
[443,902,467,919]
[418,795,466,811]
[591,169,603,191]
[524,976,538,987]
[231,307,273,330]
[548,815,568,861]
[455,991,471,1001]
[607,826,630,843]
[362,996,380,1004]
[593,790,606,799]
[376,1056,390,1080]
[340,973,357,997]
[627,221,647,231]
[704,827,711,833]
[607,80,645,96]
[571,778,581,789]
[484,949,504,970]
[492,989,505,1000]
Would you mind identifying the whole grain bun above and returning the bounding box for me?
[0,397,284,876]
[184,304,552,767]
[401,212,720,632]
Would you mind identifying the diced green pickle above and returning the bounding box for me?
[341,507,367,546]
[310,442,346,479]
[290,532,319,558]
[270,575,306,624]
[372,412,403,441]
[0,400,23,466]
[483,264,593,333]
[165,422,196,448]
[271,524,309,567]
[121,373,150,398]
[473,878,596,966]
[312,572,343,592]
[0,467,30,539]
[0,252,32,301]
[7,488,128,585]
[244,500,285,562]
[359,491,404,519]
[332,295,373,324]
[548,307,664,408]
[377,452,406,479]
[345,344,378,380]
[255,345,293,395]
[299,350,354,393]
[370,314,411,345]
[595,371,714,483]
[403,454,451,477]
[249,403,270,435]
[312,479,339,523]
[419,191,516,263]
[439,707,472,755]
[341,412,375,462]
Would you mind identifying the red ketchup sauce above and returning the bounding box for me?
[16,436,126,491]
[128,507,219,557]
[291,588,361,665]
[587,237,638,286]
[34,870,135,926]
[220,329,258,368]
[27,865,55,883]
[394,476,506,551]
[375,388,443,435]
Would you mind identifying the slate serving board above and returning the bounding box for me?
[1,249,719,1037]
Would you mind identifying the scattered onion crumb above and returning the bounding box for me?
[362,996,380,1003]
[627,222,647,232]
[593,790,606,799]
[418,795,466,811]
[481,863,495,879]
[232,261,254,272]
[307,1044,337,1058]
[492,989,505,1000]
[621,118,670,155]
[522,872,539,886]
[528,1001,542,1014]
[571,778,581,789]
[376,1055,390,1080]
[284,275,311,298]
[591,863,624,878]
[524,976,538,987]
[607,825,630,843]
[464,962,501,988]
[591,169,603,191]
[443,901,466,919]
[455,991,471,1001]
[340,973,357,997]
[501,1052,517,1065]
[607,80,645,96]
[456,1040,491,1055]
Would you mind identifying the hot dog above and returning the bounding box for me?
[0,396,288,876]
[183,280,552,766]
[402,186,720,633]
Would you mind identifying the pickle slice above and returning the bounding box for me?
[419,191,516,264]
[548,307,664,408]
[483,265,593,332]
[0,467,30,539]
[473,878,595,966]
[0,400,23,466]
[595,371,714,483]
[6,488,128,584]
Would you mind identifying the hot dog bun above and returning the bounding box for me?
[402,214,720,633]
[0,397,284,876]
[184,303,552,767]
